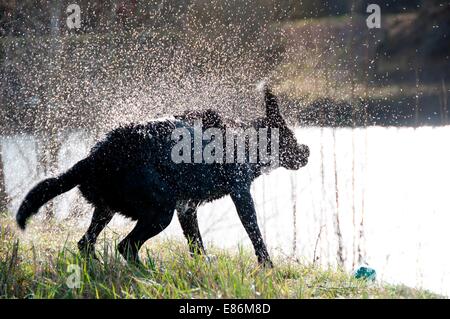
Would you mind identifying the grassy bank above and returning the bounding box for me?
[0,216,441,299]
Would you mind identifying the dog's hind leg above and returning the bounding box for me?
[78,206,114,259]
[176,200,206,256]
[118,206,175,264]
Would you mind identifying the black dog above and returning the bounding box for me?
[16,87,309,267]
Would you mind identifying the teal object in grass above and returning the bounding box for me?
[353,266,376,281]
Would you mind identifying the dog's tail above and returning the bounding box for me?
[16,158,89,230]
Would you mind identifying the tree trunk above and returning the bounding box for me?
[0,145,8,213]
[37,132,62,220]
[39,1,62,220]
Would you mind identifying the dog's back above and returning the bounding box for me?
[78,113,247,213]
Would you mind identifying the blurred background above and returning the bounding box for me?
[0,0,449,294]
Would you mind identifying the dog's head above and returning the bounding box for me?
[264,87,309,170]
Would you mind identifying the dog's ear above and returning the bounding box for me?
[264,87,284,127]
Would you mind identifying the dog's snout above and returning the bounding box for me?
[300,144,310,158]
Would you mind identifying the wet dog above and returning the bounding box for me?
[16,87,309,267]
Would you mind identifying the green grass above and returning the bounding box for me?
[0,216,442,299]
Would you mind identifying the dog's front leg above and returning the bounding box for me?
[231,189,273,267]
[176,200,206,256]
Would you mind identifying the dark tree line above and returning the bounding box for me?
[0,150,7,213]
